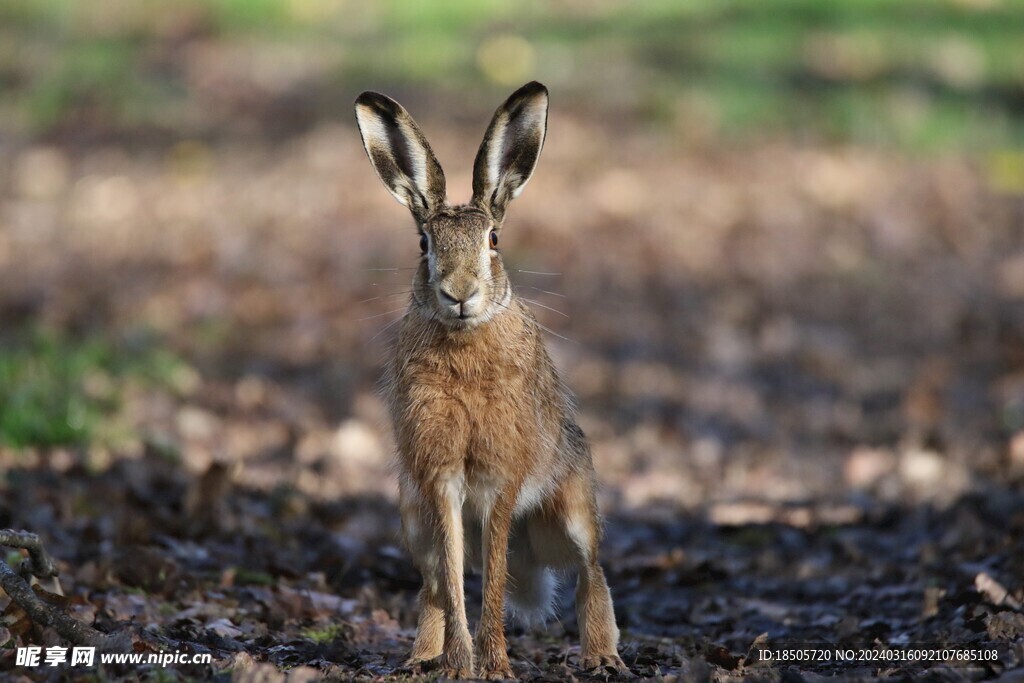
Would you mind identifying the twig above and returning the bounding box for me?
[1,529,129,651]
[0,530,58,581]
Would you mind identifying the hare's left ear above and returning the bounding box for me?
[471,81,548,223]
[355,91,447,225]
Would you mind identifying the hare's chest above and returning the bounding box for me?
[440,358,533,430]
[405,351,538,443]
[429,343,530,401]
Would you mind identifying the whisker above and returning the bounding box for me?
[366,286,417,294]
[354,286,413,301]
[363,267,419,272]
[519,296,568,318]
[532,319,575,344]
[515,284,566,298]
[357,291,416,304]
[357,307,408,322]
[369,313,407,343]
[480,274,554,296]
[489,297,576,344]
[516,269,561,276]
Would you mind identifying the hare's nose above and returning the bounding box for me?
[438,286,479,306]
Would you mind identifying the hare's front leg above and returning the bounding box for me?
[426,474,474,678]
[407,584,444,665]
[475,484,517,680]
[399,486,445,665]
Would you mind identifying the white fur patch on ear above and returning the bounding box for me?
[355,104,412,208]
[484,95,547,200]
[354,107,393,188]
[396,116,429,198]
[486,115,508,200]
[354,91,447,222]
[507,98,547,199]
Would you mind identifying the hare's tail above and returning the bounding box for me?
[506,529,558,626]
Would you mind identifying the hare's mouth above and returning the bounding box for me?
[440,309,482,328]
[436,305,492,330]
[436,287,485,323]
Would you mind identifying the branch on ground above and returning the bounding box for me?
[0,529,130,651]
[0,530,58,582]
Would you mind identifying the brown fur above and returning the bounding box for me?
[355,82,625,679]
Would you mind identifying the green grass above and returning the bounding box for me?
[0,330,189,449]
[300,623,348,645]
[232,567,276,587]
[25,40,143,131]
[2,0,1024,149]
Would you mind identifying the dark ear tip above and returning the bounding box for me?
[518,81,548,98]
[354,91,401,116]
[354,91,379,106]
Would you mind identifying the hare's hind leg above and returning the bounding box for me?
[568,500,624,670]
[574,547,624,671]
[532,451,625,672]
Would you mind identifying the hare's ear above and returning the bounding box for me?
[355,92,447,224]
[471,81,548,222]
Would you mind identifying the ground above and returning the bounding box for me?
[3,455,1024,681]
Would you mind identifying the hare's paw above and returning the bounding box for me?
[439,644,474,680]
[580,653,628,673]
[475,639,512,679]
[477,656,513,680]
[479,669,514,680]
[475,630,513,679]
[439,662,474,680]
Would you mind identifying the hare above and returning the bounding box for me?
[354,82,625,680]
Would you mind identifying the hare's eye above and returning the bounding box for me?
[489,230,498,249]
[419,233,428,254]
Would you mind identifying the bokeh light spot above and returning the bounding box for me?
[477,34,535,86]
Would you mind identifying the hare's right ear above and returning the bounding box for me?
[355,92,447,224]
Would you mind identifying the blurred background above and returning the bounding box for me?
[3,0,1024,506]
[1,1,1024,675]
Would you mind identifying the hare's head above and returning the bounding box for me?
[355,82,548,328]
